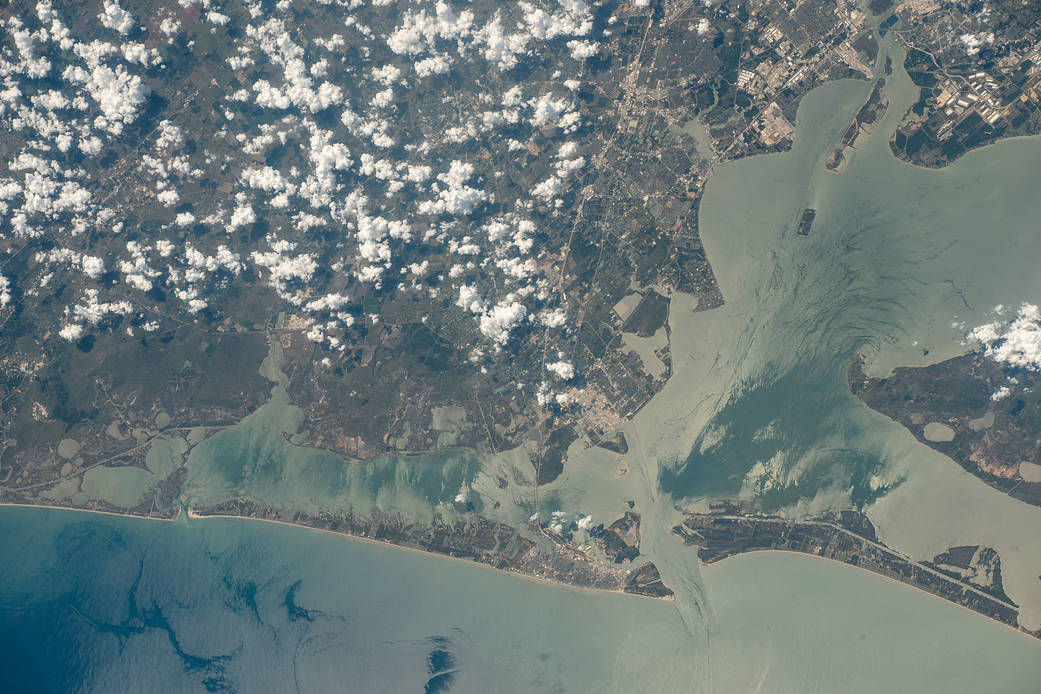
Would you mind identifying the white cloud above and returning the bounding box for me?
[386,2,475,56]
[251,239,318,295]
[71,287,133,325]
[540,307,567,327]
[227,204,256,231]
[547,360,574,380]
[370,64,401,86]
[206,11,230,26]
[532,175,562,200]
[527,92,569,128]
[474,14,531,71]
[246,18,345,112]
[478,298,527,345]
[80,255,105,278]
[122,43,160,67]
[566,40,599,60]
[160,17,181,36]
[156,188,180,206]
[959,32,994,56]
[63,62,151,135]
[98,0,136,35]
[156,120,184,150]
[414,55,452,77]
[241,165,291,194]
[969,303,1041,370]
[419,160,487,216]
[456,284,485,313]
[59,323,85,341]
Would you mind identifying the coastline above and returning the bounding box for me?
[699,548,1041,645]
[185,508,671,601]
[2,502,1037,639]
[0,500,182,523]
[0,500,668,602]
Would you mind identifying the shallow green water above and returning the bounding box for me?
[667,54,1041,506]
[182,386,486,519]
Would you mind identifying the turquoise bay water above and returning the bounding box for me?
[666,58,1041,507]
[182,388,486,519]
[2,506,1040,693]
[641,37,1041,626]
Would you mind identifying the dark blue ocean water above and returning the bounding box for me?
[0,506,689,693]
[3,506,1041,693]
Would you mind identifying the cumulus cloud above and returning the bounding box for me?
[566,40,599,60]
[540,307,567,327]
[207,11,230,26]
[63,61,151,135]
[479,298,527,344]
[160,17,181,36]
[414,55,452,77]
[59,323,85,341]
[71,287,133,326]
[227,204,256,231]
[81,255,105,278]
[246,18,345,112]
[4,0,613,380]
[241,165,291,194]
[960,32,994,56]
[456,284,484,312]
[419,160,487,216]
[156,188,179,206]
[122,43,160,67]
[547,360,574,380]
[532,175,562,200]
[156,120,184,150]
[969,303,1041,370]
[251,238,318,296]
[474,14,531,71]
[98,0,136,35]
[386,2,474,56]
